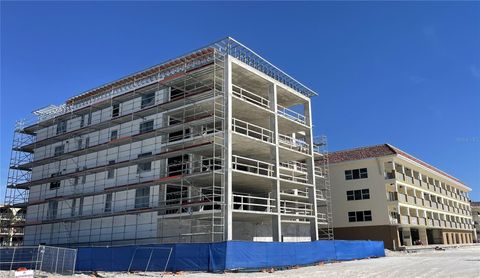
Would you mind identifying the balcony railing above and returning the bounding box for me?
[233,194,275,213]
[232,155,275,177]
[232,84,270,109]
[232,118,273,143]
[279,161,307,172]
[277,105,306,125]
[278,134,309,154]
[280,200,314,216]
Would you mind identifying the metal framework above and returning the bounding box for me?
[4,38,331,246]
[314,136,334,240]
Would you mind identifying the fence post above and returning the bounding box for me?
[61,248,66,274]
[55,247,59,274]
[10,247,16,271]
[39,246,45,272]
[72,249,77,275]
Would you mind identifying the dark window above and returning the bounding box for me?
[360,168,368,179]
[71,199,76,217]
[107,160,115,179]
[346,189,370,201]
[168,155,189,176]
[77,139,83,150]
[364,210,372,221]
[56,120,67,134]
[346,190,354,201]
[135,187,150,208]
[79,197,84,216]
[87,112,92,125]
[49,173,60,190]
[354,190,362,200]
[112,104,120,117]
[348,212,356,222]
[362,189,370,199]
[85,137,90,148]
[80,115,85,128]
[141,92,155,108]
[110,130,118,141]
[137,152,152,173]
[356,211,364,222]
[139,120,154,134]
[54,145,65,156]
[104,193,113,212]
[348,210,372,222]
[345,170,353,180]
[47,201,58,220]
[345,168,368,180]
[73,177,79,186]
[170,88,184,100]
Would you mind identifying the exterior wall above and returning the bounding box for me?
[334,225,399,249]
[329,157,391,228]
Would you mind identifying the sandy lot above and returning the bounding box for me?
[2,245,479,277]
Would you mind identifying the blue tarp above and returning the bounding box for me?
[75,240,384,272]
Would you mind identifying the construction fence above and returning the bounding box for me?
[0,245,77,275]
[76,240,385,272]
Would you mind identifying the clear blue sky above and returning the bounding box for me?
[1,2,479,201]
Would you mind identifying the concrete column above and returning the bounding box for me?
[461,233,466,244]
[442,232,448,245]
[269,83,281,242]
[305,100,318,241]
[223,56,233,241]
[449,233,454,244]
[419,228,428,245]
[402,227,412,246]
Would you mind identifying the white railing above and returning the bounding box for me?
[232,118,273,143]
[314,166,324,176]
[277,105,306,125]
[280,200,314,216]
[232,155,275,177]
[279,172,308,184]
[278,134,309,154]
[281,189,309,199]
[232,84,270,109]
[279,161,308,172]
[317,212,328,222]
[233,194,275,213]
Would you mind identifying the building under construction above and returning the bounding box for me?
[5,37,332,246]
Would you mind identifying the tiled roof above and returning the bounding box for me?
[470,201,480,207]
[327,144,468,187]
[328,144,396,164]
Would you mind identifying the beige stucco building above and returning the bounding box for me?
[471,201,480,243]
[327,144,475,250]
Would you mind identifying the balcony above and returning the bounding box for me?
[278,134,309,154]
[232,118,274,144]
[232,84,270,109]
[277,105,306,125]
[232,155,274,177]
[280,200,314,217]
[233,194,275,213]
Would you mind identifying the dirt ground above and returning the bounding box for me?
[2,245,479,277]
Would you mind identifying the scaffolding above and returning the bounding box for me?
[314,136,334,240]
[5,37,325,246]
